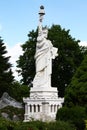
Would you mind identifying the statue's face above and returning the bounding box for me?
[43,32,47,38]
[43,30,48,38]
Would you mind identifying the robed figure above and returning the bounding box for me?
[33,6,58,88]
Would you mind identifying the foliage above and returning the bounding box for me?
[56,106,86,130]
[47,121,75,130]
[17,25,85,97]
[0,117,16,130]
[30,121,47,130]
[85,120,87,129]
[13,122,38,130]
[0,106,24,121]
[65,54,87,107]
[16,29,37,85]
[56,54,87,130]
[48,25,84,97]
[0,117,76,130]
[0,117,8,130]
[9,81,29,102]
[0,37,14,97]
[13,120,75,130]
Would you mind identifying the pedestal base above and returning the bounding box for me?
[23,86,64,122]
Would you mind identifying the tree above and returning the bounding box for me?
[64,54,87,107]
[9,81,29,102]
[17,25,84,97]
[17,29,37,85]
[0,37,14,97]
[48,25,84,97]
[56,106,86,130]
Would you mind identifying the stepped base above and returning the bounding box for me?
[30,86,59,99]
[23,86,64,122]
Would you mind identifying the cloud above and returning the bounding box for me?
[79,41,87,46]
[6,43,23,81]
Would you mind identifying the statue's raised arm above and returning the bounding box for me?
[38,5,45,36]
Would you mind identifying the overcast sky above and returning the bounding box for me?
[0,0,87,80]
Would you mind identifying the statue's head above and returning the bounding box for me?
[42,27,48,38]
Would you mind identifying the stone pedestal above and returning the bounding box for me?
[23,86,64,122]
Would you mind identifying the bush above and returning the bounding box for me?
[0,117,15,130]
[0,117,8,130]
[47,121,75,130]
[56,106,86,130]
[0,124,7,130]
[13,120,75,130]
[0,106,24,121]
[30,121,46,130]
[0,118,76,130]
[73,119,85,130]
[13,122,38,130]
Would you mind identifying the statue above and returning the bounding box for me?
[23,6,64,122]
[33,6,58,88]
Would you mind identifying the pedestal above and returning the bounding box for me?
[23,86,64,122]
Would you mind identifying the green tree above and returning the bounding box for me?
[17,25,84,97]
[48,25,84,97]
[56,106,86,130]
[0,37,14,97]
[65,54,87,107]
[17,29,37,85]
[9,81,29,102]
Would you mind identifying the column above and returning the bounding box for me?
[30,105,32,112]
[25,103,28,114]
[27,104,30,114]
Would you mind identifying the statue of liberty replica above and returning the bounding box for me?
[23,6,64,122]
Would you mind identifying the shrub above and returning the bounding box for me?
[13,122,38,130]
[0,106,24,121]
[0,117,8,130]
[29,121,46,130]
[0,117,17,130]
[0,118,76,130]
[56,106,86,130]
[0,125,7,130]
[73,119,85,130]
[47,121,75,130]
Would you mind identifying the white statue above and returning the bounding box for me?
[33,6,58,88]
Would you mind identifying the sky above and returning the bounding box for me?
[0,0,87,81]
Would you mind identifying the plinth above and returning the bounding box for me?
[23,86,64,121]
